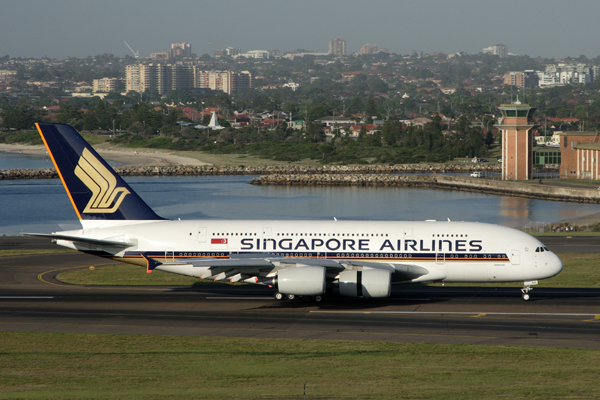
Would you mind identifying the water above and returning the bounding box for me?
[0,151,53,170]
[0,152,598,235]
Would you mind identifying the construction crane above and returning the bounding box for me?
[124,41,139,58]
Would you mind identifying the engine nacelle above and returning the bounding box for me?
[277,266,326,296]
[338,269,391,298]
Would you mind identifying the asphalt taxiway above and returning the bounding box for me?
[1,236,599,348]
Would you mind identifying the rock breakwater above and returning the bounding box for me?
[251,174,436,187]
[0,163,502,180]
[251,174,600,204]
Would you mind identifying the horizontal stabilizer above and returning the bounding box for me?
[25,233,134,248]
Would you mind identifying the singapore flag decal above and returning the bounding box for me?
[211,238,228,245]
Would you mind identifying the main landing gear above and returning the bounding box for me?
[274,292,322,302]
[521,280,538,301]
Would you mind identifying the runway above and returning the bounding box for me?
[1,236,599,348]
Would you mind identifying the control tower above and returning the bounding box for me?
[497,101,538,180]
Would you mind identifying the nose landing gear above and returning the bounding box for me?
[521,280,538,301]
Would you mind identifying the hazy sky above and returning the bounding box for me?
[2,0,599,59]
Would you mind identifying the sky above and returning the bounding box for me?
[1,0,599,60]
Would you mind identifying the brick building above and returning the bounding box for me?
[556,132,600,179]
[497,102,538,180]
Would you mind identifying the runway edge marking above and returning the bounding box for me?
[311,311,600,317]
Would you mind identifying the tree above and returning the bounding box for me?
[308,104,329,120]
[358,124,367,142]
[1,105,43,130]
[305,121,325,142]
[382,120,402,146]
[366,96,378,117]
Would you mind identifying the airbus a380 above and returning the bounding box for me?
[30,123,563,301]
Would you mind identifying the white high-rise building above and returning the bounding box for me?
[483,44,507,58]
[328,38,347,56]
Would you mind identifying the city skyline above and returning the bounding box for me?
[2,0,600,60]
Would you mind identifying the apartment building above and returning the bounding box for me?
[503,71,538,88]
[92,77,125,93]
[195,70,254,94]
[360,44,379,54]
[170,43,192,58]
[483,44,507,58]
[328,38,347,56]
[126,64,175,95]
[126,64,253,95]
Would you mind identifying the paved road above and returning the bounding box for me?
[1,236,599,348]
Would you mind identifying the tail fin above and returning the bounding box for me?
[36,123,165,222]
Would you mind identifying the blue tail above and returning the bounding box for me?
[36,123,165,221]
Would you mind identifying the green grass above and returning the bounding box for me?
[0,332,599,399]
[57,264,237,286]
[530,231,600,236]
[0,249,74,257]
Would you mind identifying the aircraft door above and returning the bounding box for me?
[262,227,275,251]
[511,250,521,265]
[262,227,271,238]
[197,227,207,243]
[435,253,445,265]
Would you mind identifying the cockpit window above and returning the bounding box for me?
[543,247,550,252]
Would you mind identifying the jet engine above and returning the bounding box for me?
[338,269,391,298]
[276,266,326,296]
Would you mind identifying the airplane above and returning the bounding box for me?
[194,111,225,130]
[29,123,563,302]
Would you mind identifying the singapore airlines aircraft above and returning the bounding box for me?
[31,123,562,301]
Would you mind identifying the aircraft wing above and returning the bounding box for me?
[149,252,431,283]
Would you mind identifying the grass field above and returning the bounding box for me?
[0,249,74,257]
[57,252,600,289]
[531,232,600,236]
[1,332,599,399]
[57,264,229,286]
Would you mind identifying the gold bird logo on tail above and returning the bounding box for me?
[74,148,130,213]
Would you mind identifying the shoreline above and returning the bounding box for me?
[2,145,593,227]
[0,143,210,167]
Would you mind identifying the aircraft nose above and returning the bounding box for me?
[543,252,563,279]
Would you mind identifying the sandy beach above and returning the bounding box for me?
[0,143,210,167]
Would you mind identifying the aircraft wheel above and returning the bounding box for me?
[522,293,530,301]
[314,295,323,302]
[274,292,285,301]
[286,294,296,301]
